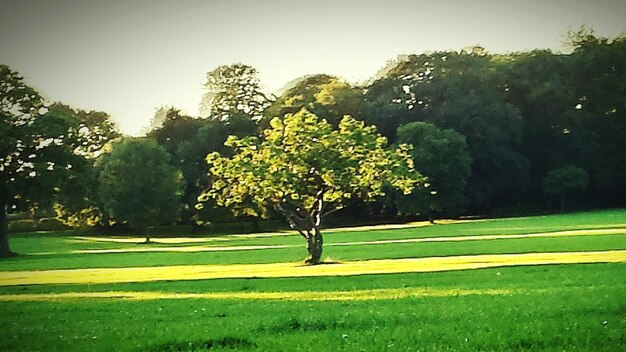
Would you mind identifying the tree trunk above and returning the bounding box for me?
[276,196,326,265]
[305,227,323,265]
[142,226,152,244]
[0,197,15,258]
[428,211,436,224]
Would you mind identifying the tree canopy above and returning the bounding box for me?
[265,74,362,127]
[542,165,589,211]
[0,65,103,256]
[47,103,120,228]
[199,63,273,123]
[3,29,625,238]
[97,138,183,242]
[395,121,472,219]
[197,108,423,263]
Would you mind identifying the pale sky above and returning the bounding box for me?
[1,0,625,135]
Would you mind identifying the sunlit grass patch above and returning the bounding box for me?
[33,244,291,256]
[329,227,626,247]
[0,287,514,302]
[32,227,626,257]
[2,250,624,286]
[71,236,232,244]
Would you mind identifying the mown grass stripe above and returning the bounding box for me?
[1,250,625,286]
[31,227,626,256]
[330,228,626,247]
[0,287,514,302]
[49,244,289,255]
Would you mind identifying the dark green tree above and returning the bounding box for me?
[48,103,121,228]
[148,107,256,224]
[365,50,529,210]
[566,30,626,206]
[437,89,529,209]
[395,121,472,220]
[542,165,589,211]
[97,138,183,242]
[0,66,91,257]
[499,49,575,197]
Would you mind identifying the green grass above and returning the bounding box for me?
[1,265,625,352]
[3,208,626,271]
[1,209,626,351]
[1,233,625,271]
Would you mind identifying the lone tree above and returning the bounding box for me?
[97,138,183,242]
[197,108,423,264]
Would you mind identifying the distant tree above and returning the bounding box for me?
[365,51,529,209]
[265,74,362,127]
[498,49,575,199]
[48,103,120,228]
[361,72,418,142]
[97,138,182,242]
[0,66,90,257]
[437,89,529,209]
[566,30,626,206]
[542,165,589,211]
[147,107,237,224]
[199,63,273,123]
[395,121,472,220]
[197,109,423,264]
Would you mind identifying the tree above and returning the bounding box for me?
[147,106,259,224]
[498,49,575,204]
[197,108,423,264]
[97,138,183,242]
[395,121,472,220]
[265,74,363,127]
[363,51,530,210]
[47,103,120,228]
[565,31,626,206]
[542,165,589,211]
[199,63,273,123]
[1,65,87,257]
[437,90,529,209]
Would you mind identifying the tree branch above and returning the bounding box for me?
[321,205,345,218]
[275,198,311,239]
[310,188,325,227]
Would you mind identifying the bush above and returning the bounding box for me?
[8,218,70,233]
[147,225,195,237]
[37,218,69,231]
[8,220,38,233]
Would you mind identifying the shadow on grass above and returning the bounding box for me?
[146,337,256,351]
[298,260,342,267]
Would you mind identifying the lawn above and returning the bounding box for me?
[0,209,625,351]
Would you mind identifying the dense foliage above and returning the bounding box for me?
[199,63,273,122]
[97,138,183,241]
[2,29,625,248]
[0,66,117,256]
[197,108,422,263]
[360,33,625,212]
[395,121,472,220]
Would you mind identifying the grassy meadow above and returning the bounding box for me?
[1,209,625,351]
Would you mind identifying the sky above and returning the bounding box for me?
[1,0,625,135]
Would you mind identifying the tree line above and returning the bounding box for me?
[1,29,624,258]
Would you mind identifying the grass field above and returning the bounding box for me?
[1,209,625,351]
